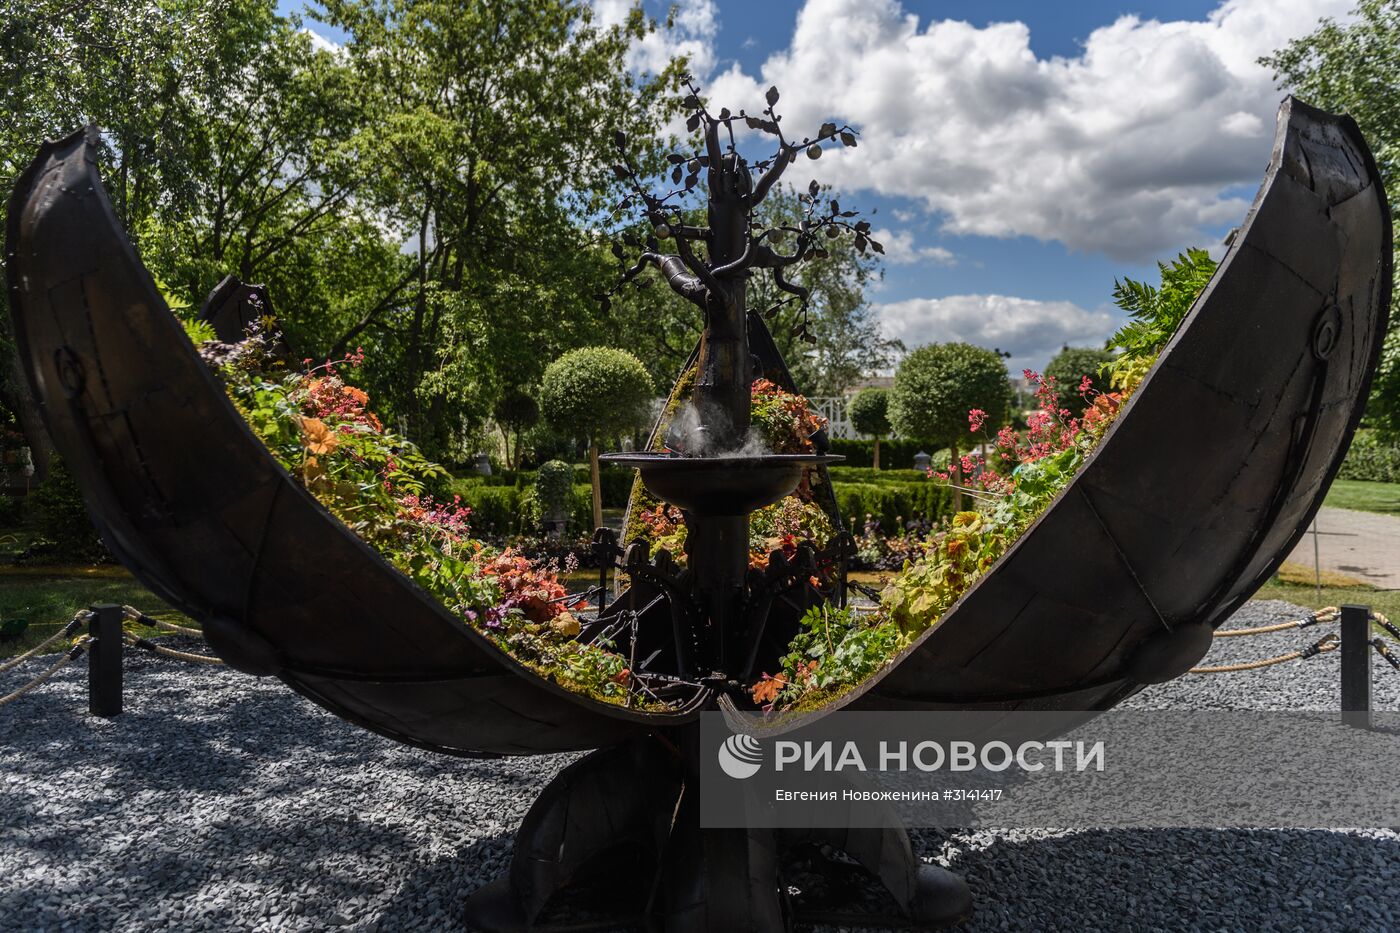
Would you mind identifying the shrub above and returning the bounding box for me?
[1044,346,1114,418]
[1339,431,1400,483]
[534,461,574,534]
[25,456,107,564]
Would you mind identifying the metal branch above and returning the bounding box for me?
[773,264,809,306]
[672,230,726,304]
[750,144,793,207]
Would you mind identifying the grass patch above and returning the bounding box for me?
[1322,479,1400,516]
[0,564,192,660]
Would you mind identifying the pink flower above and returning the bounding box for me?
[968,408,988,432]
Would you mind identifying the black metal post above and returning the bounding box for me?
[88,603,123,717]
[1341,603,1371,730]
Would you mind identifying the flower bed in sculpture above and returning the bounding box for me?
[756,249,1218,711]
[188,318,655,707]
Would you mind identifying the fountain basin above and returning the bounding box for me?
[601,452,843,516]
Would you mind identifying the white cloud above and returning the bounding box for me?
[591,0,719,77]
[875,294,1117,374]
[872,228,955,266]
[302,27,342,56]
[683,0,1353,262]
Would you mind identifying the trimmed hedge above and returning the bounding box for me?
[829,438,946,470]
[455,465,959,537]
[453,481,595,537]
[832,480,953,533]
[1338,431,1400,483]
[452,465,634,508]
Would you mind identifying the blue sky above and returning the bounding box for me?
[281,0,1352,373]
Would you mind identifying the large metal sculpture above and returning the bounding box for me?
[5,95,1390,931]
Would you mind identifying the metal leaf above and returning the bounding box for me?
[612,164,628,180]
[613,129,627,150]
[672,165,682,184]
[683,94,700,109]
[666,153,685,164]
[840,131,857,147]
[820,121,837,138]
[830,199,840,215]
[718,107,730,120]
[766,86,779,106]
[808,179,819,198]
[611,243,624,259]
[686,113,701,133]
[871,240,885,255]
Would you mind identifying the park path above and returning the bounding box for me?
[1286,506,1400,590]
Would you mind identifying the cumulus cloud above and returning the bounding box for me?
[685,0,1352,261]
[875,294,1117,374]
[872,228,955,266]
[591,0,719,77]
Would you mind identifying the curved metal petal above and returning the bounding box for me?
[5,128,701,756]
[843,98,1391,713]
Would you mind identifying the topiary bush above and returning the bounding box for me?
[540,347,653,529]
[848,387,892,469]
[890,342,1009,508]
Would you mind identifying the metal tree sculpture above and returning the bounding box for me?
[604,76,882,455]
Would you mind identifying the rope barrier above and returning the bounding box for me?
[1190,633,1338,674]
[121,605,204,638]
[123,633,225,665]
[1213,607,1338,637]
[0,637,92,707]
[0,612,91,675]
[1372,611,1400,644]
[1371,637,1400,672]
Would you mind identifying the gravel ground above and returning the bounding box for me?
[1,599,1397,933]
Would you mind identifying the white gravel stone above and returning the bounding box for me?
[1,603,1397,932]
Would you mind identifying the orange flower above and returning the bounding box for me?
[299,417,339,455]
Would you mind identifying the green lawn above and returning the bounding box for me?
[1322,478,1400,516]
[0,565,192,660]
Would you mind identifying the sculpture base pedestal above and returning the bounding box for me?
[463,729,971,932]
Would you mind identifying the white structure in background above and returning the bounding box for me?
[814,375,895,440]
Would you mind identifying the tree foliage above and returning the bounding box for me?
[1263,0,1400,437]
[1044,346,1114,418]
[890,343,1010,449]
[848,388,891,438]
[540,347,654,443]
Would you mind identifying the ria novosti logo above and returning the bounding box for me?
[718,733,764,779]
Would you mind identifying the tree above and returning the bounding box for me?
[1262,0,1400,437]
[890,343,1010,510]
[540,347,653,528]
[493,390,540,471]
[315,0,681,454]
[603,74,878,453]
[848,388,892,470]
[748,187,902,396]
[1044,346,1114,418]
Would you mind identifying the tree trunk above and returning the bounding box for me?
[872,436,881,471]
[950,443,963,512]
[589,442,603,530]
